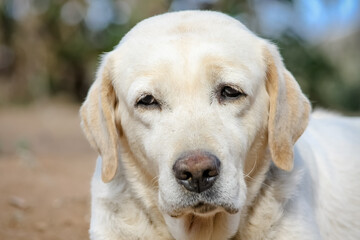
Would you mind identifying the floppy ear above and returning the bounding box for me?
[80,54,120,182]
[264,43,311,171]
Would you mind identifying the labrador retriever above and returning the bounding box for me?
[80,10,360,240]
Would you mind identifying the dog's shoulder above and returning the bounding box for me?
[294,113,360,239]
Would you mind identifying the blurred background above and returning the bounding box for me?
[0,0,359,239]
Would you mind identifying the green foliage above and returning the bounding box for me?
[276,36,360,113]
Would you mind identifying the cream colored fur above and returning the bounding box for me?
[80,11,360,240]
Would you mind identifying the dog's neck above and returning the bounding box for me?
[163,210,242,240]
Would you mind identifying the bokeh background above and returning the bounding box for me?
[0,0,359,239]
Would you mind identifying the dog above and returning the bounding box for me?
[80,10,360,240]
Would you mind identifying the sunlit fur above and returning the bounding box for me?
[80,11,360,240]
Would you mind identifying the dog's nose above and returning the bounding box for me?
[173,151,221,193]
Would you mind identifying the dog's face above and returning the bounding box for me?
[81,11,310,218]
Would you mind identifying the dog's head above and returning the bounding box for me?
[80,11,310,218]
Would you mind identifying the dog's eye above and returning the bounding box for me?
[136,94,159,107]
[220,86,244,100]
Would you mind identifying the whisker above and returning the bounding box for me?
[244,158,257,179]
[244,157,271,188]
[244,174,271,188]
[150,176,159,189]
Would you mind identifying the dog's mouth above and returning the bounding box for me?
[159,170,243,218]
[169,201,239,218]
[193,202,217,214]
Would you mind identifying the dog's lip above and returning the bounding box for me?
[169,204,217,217]
[169,202,239,218]
[193,202,217,214]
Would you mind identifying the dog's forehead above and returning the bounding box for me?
[123,11,248,40]
[111,11,266,95]
[118,11,260,51]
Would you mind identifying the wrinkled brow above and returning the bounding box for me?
[203,55,250,85]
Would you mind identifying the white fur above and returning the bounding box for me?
[80,11,360,240]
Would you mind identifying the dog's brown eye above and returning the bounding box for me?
[220,86,244,100]
[137,95,159,107]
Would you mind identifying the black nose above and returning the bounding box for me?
[173,150,221,193]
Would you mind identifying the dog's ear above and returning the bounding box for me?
[264,43,311,171]
[80,54,120,182]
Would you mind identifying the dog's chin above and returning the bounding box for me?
[166,202,239,218]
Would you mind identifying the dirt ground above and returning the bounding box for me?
[0,100,97,240]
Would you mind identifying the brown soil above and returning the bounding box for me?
[0,100,97,240]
